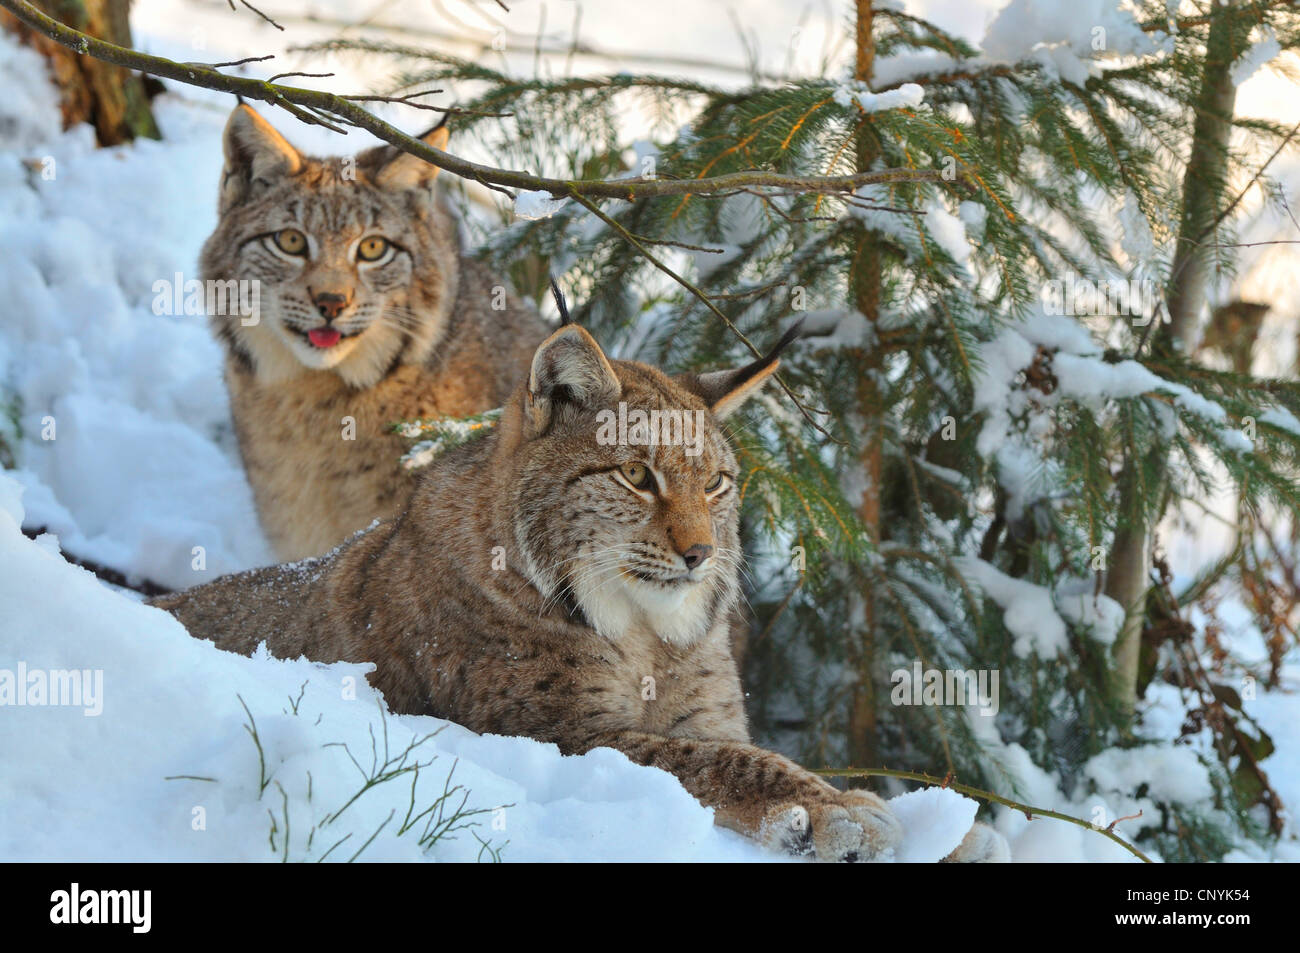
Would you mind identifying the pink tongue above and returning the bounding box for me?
[308,327,342,349]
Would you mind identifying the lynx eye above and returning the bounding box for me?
[705,473,727,494]
[618,462,655,492]
[357,237,391,262]
[272,228,307,256]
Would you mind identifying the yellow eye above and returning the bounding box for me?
[619,462,654,491]
[705,473,726,493]
[357,237,390,261]
[272,228,307,256]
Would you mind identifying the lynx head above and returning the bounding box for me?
[199,104,460,388]
[500,322,798,646]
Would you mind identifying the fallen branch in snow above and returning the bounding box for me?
[816,767,1154,862]
[0,0,940,201]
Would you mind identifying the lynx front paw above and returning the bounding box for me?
[759,790,902,862]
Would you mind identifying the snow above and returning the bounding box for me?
[1260,405,1300,437]
[0,472,770,861]
[513,189,570,221]
[832,81,924,113]
[0,36,62,151]
[397,410,502,470]
[791,309,875,349]
[889,787,978,862]
[873,52,987,89]
[959,556,1069,659]
[993,440,1050,522]
[1084,745,1216,836]
[1055,579,1124,647]
[847,187,972,272]
[958,200,988,242]
[0,49,271,588]
[972,309,1255,460]
[982,0,1160,85]
[1118,189,1155,266]
[965,712,1148,861]
[921,201,972,266]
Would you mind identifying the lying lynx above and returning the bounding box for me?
[152,323,1006,862]
[201,104,547,561]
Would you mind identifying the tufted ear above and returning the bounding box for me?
[373,124,450,191]
[679,321,802,419]
[219,104,303,210]
[525,325,621,433]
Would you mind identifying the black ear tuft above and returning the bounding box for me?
[767,318,804,362]
[413,112,450,143]
[424,112,450,136]
[720,318,803,395]
[680,321,803,419]
[550,278,573,326]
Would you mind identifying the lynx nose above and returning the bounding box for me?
[312,291,350,321]
[681,544,714,571]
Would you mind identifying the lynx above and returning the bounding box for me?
[152,323,1007,862]
[201,104,547,561]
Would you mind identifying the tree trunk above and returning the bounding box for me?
[2,0,160,145]
[1104,5,1248,717]
[1165,7,1243,351]
[1104,452,1151,718]
[847,0,883,769]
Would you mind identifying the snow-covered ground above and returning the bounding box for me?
[1,1,1297,862]
[1,471,782,862]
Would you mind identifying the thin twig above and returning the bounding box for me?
[230,0,284,32]
[204,54,276,69]
[267,70,336,83]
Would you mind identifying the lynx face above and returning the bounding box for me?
[509,326,791,646]
[200,106,460,389]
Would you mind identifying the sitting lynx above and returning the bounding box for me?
[201,104,547,560]
[152,323,1006,862]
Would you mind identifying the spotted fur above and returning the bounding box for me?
[201,104,547,560]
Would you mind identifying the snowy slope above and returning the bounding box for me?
[0,474,769,862]
[0,79,271,588]
[0,470,995,862]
